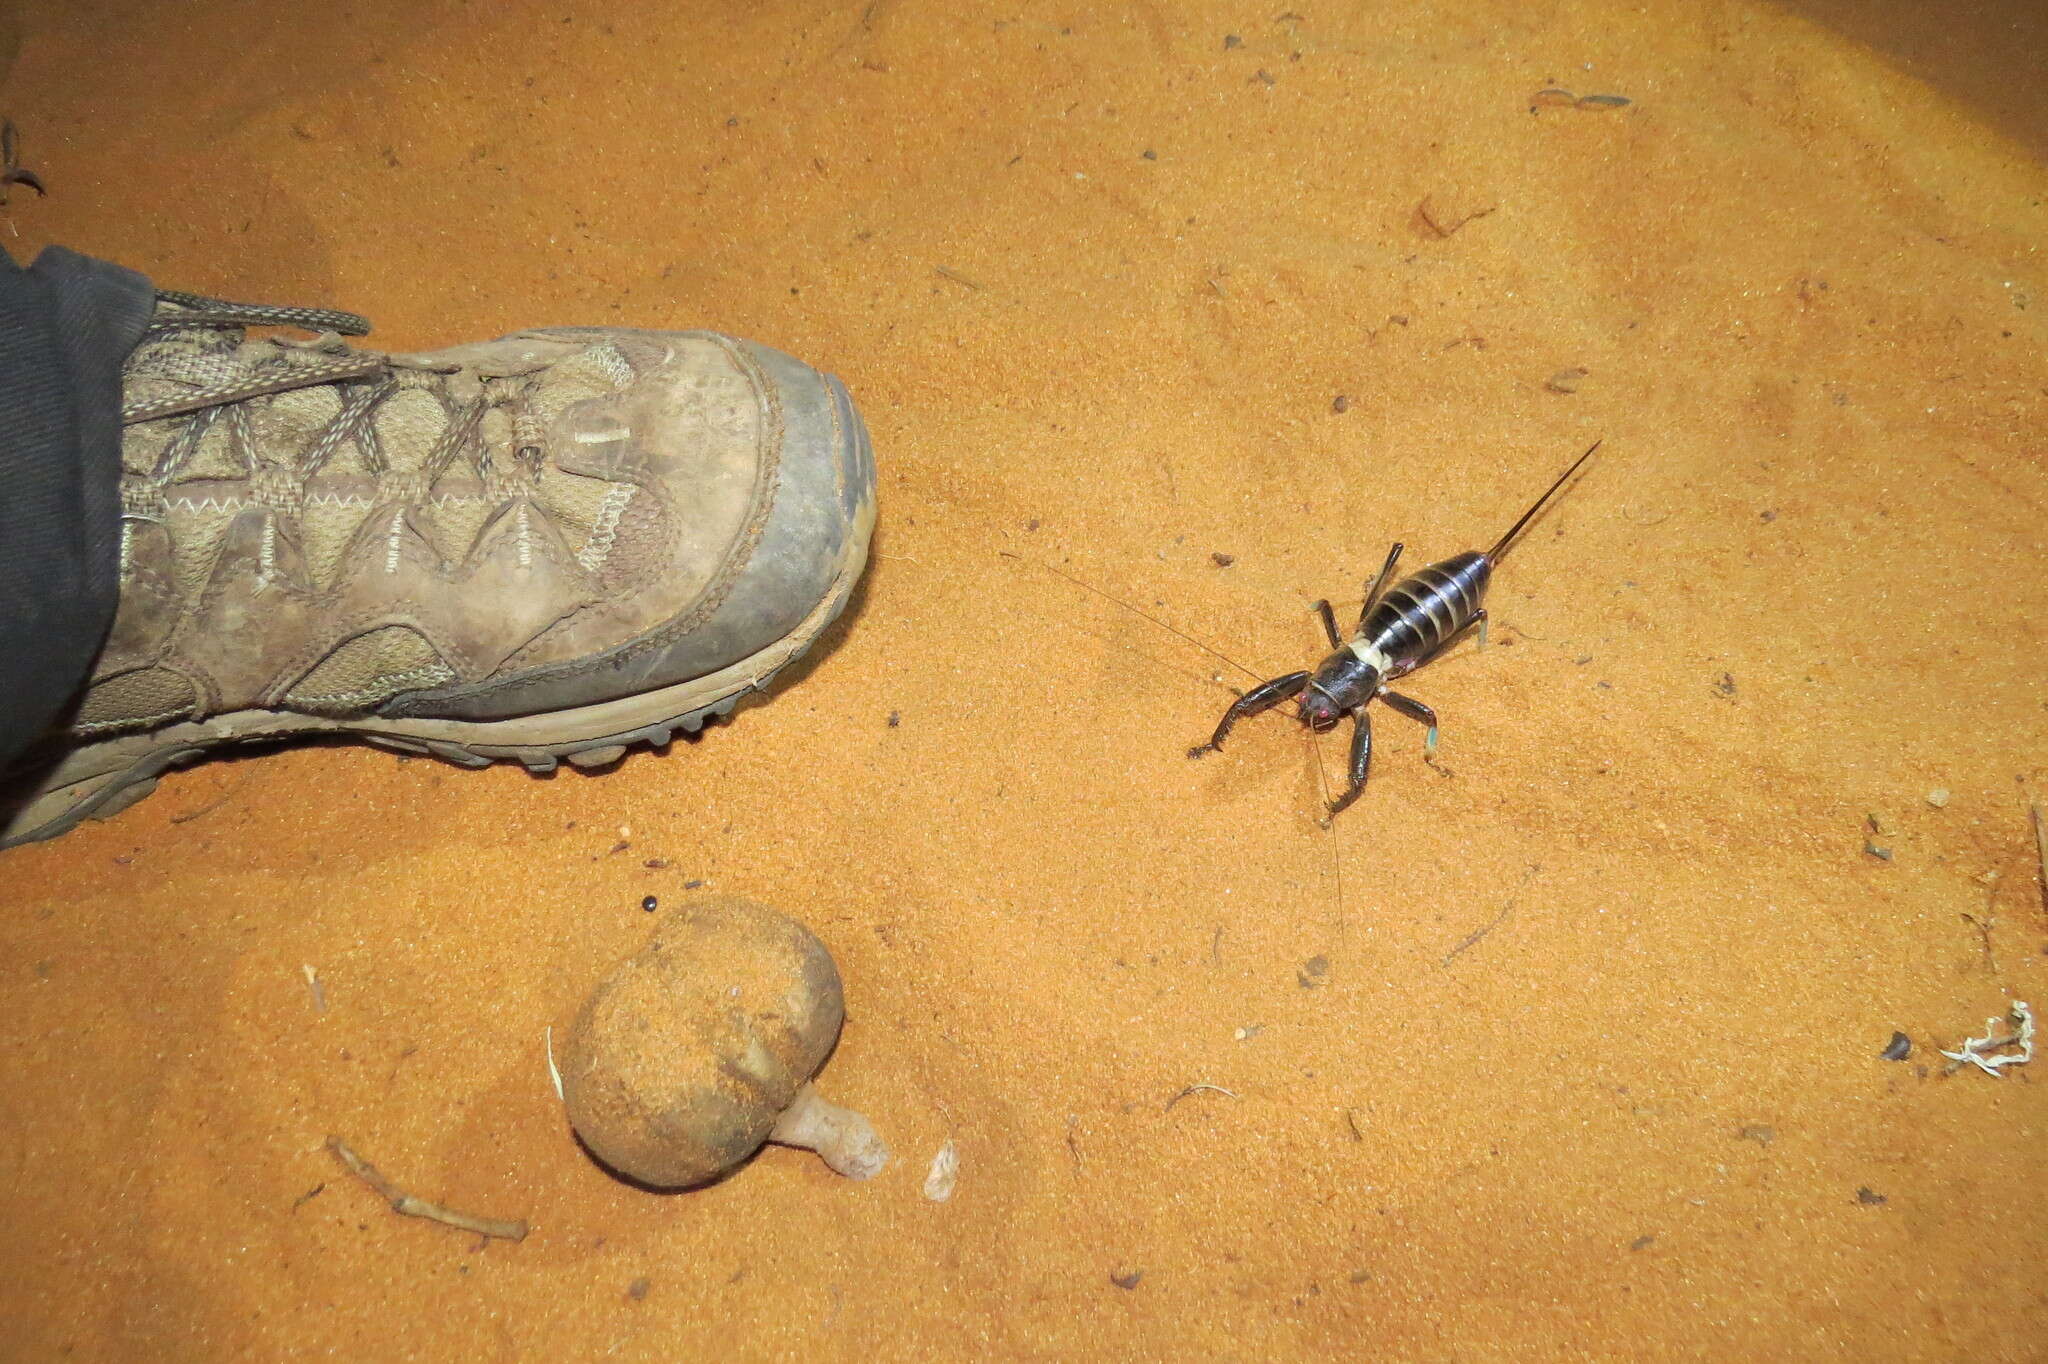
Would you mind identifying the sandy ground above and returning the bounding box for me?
[2,1,2045,1358]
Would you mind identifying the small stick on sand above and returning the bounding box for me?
[325,1136,529,1242]
[2030,803,2046,921]
[1164,1083,1239,1112]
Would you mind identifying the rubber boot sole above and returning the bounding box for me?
[0,491,874,849]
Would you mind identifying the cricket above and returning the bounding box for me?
[1190,440,1603,816]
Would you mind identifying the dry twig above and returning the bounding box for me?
[325,1135,529,1242]
[1164,1083,1239,1112]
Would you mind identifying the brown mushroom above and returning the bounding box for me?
[561,896,886,1187]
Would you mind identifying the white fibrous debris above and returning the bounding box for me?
[1941,1001,2034,1077]
[545,1025,565,1102]
[923,1140,959,1203]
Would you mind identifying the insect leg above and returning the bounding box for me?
[1357,542,1404,630]
[1326,705,1374,817]
[1380,689,1439,754]
[1189,670,1310,758]
[1313,599,1342,649]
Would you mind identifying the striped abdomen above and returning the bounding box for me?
[1359,551,1492,673]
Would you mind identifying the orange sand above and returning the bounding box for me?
[2,1,2044,1358]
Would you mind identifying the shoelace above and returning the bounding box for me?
[120,289,546,502]
[122,289,390,424]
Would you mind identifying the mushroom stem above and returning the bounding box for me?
[768,1082,889,1179]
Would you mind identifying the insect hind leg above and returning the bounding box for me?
[1380,688,1439,755]
[1417,608,1487,668]
[1358,542,1404,630]
[1189,670,1310,758]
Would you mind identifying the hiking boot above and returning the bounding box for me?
[1,289,875,846]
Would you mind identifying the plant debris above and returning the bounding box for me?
[1165,1083,1239,1111]
[1544,367,1590,394]
[1530,89,1632,112]
[1442,897,1514,966]
[326,1136,529,1242]
[0,120,47,205]
[923,1140,959,1202]
[301,964,327,1014]
[1416,195,1497,238]
[1941,1001,2033,1076]
[2032,803,2047,918]
[1856,1187,1887,1206]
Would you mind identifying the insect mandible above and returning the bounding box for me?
[1189,440,1602,817]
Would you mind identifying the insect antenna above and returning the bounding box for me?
[1021,556,1269,685]
[1486,438,1603,562]
[1010,551,1348,924]
[1304,728,1348,921]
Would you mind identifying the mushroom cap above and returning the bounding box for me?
[562,896,846,1187]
